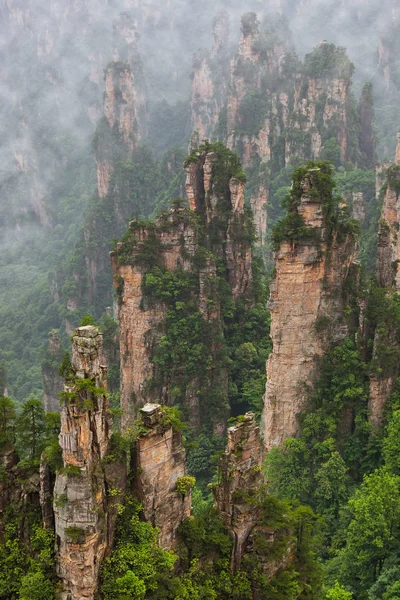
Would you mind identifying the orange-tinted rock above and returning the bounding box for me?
[262,169,358,449]
[214,413,263,569]
[133,404,191,549]
[54,326,115,600]
[112,148,253,433]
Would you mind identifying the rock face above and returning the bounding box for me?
[111,146,254,433]
[369,136,400,428]
[214,413,263,569]
[42,330,64,413]
[190,11,230,142]
[95,12,147,201]
[133,404,191,549]
[111,205,196,430]
[376,134,400,290]
[53,326,113,600]
[262,167,358,449]
[189,15,360,248]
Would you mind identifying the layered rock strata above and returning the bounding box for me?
[53,326,113,600]
[133,403,191,549]
[189,15,360,248]
[369,135,400,428]
[262,167,358,449]
[376,134,400,290]
[111,146,253,432]
[214,413,263,569]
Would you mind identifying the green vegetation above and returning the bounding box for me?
[303,43,354,80]
[272,161,360,250]
[175,475,196,495]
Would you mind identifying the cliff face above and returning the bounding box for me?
[53,326,115,600]
[111,206,196,430]
[189,15,360,248]
[262,165,358,449]
[369,136,400,428]
[376,134,400,290]
[112,145,254,433]
[190,11,230,142]
[133,404,191,549]
[214,413,263,569]
[95,12,147,201]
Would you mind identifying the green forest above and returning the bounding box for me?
[1,3,400,600]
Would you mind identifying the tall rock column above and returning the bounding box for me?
[214,413,263,570]
[189,11,230,142]
[376,133,400,290]
[369,135,400,428]
[262,165,358,449]
[133,404,192,549]
[53,326,113,600]
[112,145,254,434]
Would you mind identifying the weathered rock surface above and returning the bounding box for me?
[133,404,191,549]
[111,206,196,430]
[53,326,115,600]
[189,16,359,248]
[376,134,400,290]
[214,413,263,569]
[190,12,230,142]
[262,168,358,449]
[369,135,400,428]
[112,148,253,432]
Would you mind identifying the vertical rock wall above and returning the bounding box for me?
[369,135,400,428]
[376,134,400,290]
[189,16,360,249]
[262,168,358,449]
[214,413,263,569]
[133,404,191,549]
[190,11,230,142]
[112,146,253,433]
[53,326,113,600]
[110,206,196,430]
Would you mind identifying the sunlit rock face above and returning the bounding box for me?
[53,326,117,600]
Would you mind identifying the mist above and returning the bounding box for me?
[0,0,399,401]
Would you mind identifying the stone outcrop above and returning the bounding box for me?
[262,167,358,449]
[214,413,263,569]
[42,330,64,413]
[53,326,114,600]
[214,412,294,584]
[111,146,254,433]
[111,205,196,430]
[133,404,191,549]
[369,135,400,428]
